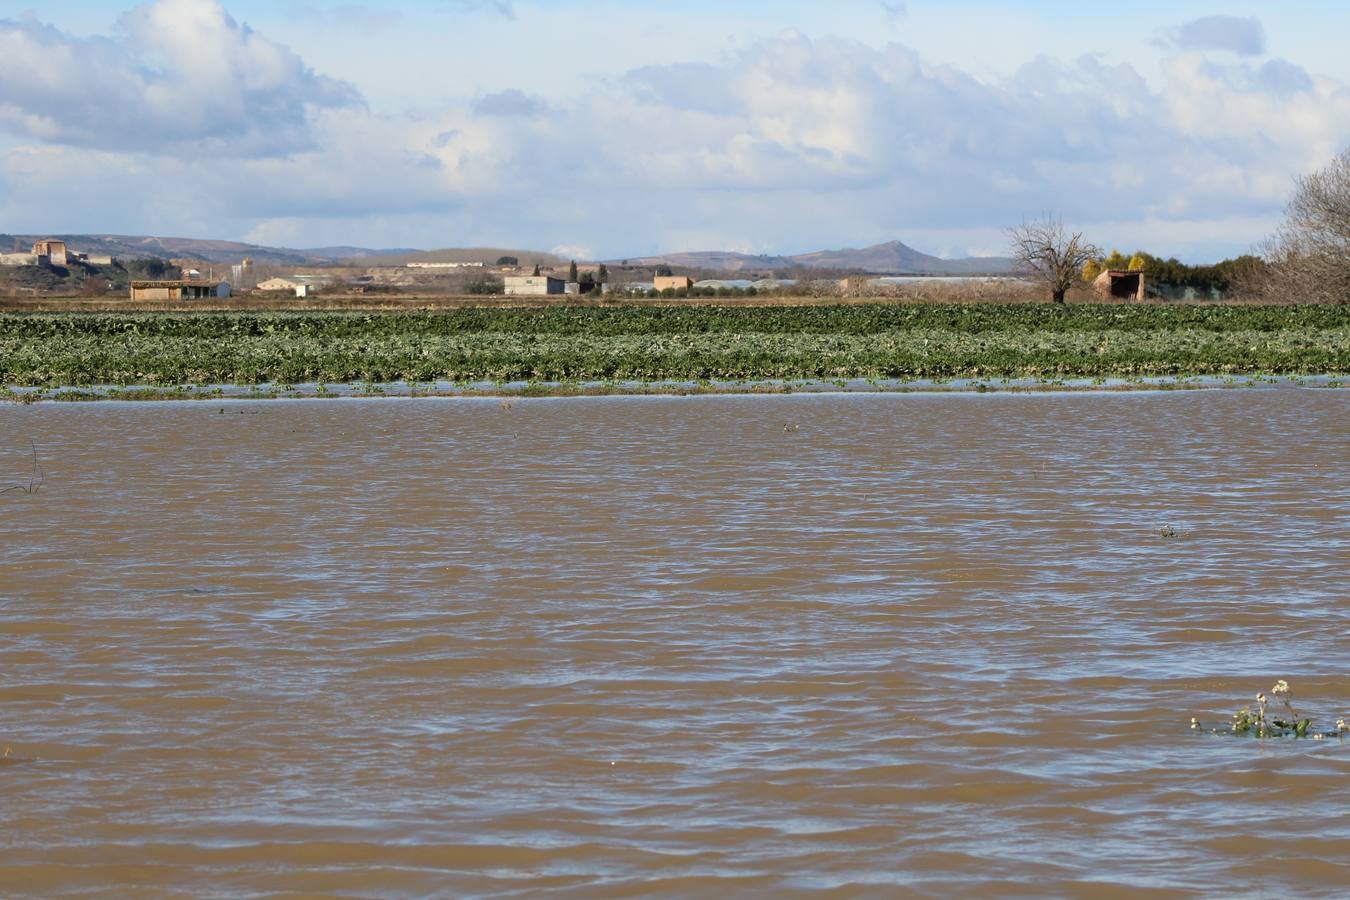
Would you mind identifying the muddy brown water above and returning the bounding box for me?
[2,391,1348,897]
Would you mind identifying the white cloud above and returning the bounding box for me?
[3,8,1350,262]
[472,89,548,118]
[0,0,361,157]
[550,244,594,260]
[1171,16,1267,57]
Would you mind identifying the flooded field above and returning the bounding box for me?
[2,391,1348,896]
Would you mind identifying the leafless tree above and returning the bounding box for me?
[1260,149,1350,303]
[1009,216,1101,304]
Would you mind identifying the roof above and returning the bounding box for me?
[130,280,225,288]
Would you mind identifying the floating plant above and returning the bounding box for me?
[1192,680,1348,740]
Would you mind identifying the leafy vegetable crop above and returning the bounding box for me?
[1,304,1346,387]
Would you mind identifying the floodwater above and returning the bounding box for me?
[1,391,1347,897]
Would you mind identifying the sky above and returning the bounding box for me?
[3,1,1350,261]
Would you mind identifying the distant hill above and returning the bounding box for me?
[3,233,306,265]
[355,247,570,267]
[0,234,415,266]
[1,233,1013,274]
[618,251,797,272]
[791,240,1014,275]
[302,246,419,261]
[615,240,1015,275]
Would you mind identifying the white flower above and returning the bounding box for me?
[1190,717,1200,729]
[1272,679,1291,697]
[1338,718,1347,734]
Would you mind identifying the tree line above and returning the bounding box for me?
[1011,147,1348,302]
[1084,251,1267,293]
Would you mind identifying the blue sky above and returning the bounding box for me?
[3,1,1350,261]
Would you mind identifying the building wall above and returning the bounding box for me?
[0,253,38,266]
[257,278,301,291]
[653,276,694,292]
[129,282,229,301]
[407,262,484,269]
[131,285,179,302]
[504,276,564,296]
[32,240,68,267]
[231,261,258,290]
[1093,270,1145,301]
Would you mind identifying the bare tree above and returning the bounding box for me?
[1261,149,1350,303]
[1009,216,1101,304]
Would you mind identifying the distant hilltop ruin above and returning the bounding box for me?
[0,238,114,268]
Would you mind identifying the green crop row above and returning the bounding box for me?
[2,306,1347,387]
[1,303,1347,342]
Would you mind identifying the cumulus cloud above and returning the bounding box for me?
[472,89,548,118]
[1172,15,1266,56]
[0,0,362,156]
[5,17,1350,261]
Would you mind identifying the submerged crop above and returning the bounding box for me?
[1193,680,1347,740]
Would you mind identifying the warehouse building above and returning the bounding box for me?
[503,275,565,296]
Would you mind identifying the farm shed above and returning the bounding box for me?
[1093,269,1146,301]
[130,280,231,301]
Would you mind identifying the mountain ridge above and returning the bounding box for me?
[614,240,1014,275]
[3,234,1014,274]
[0,234,413,266]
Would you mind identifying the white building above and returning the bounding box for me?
[407,261,484,269]
[503,275,565,296]
[257,276,328,297]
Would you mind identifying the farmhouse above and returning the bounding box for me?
[504,275,565,296]
[257,275,331,297]
[653,276,694,292]
[130,280,231,301]
[1093,269,1146,301]
[258,277,306,296]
